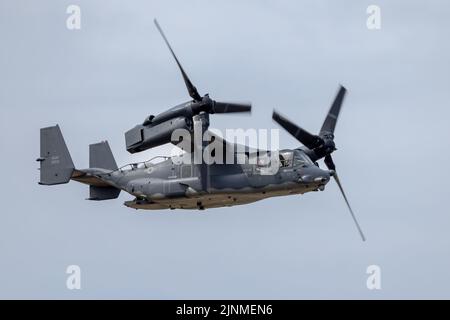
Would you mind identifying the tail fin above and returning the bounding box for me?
[38,127,121,200]
[38,125,75,185]
[89,141,117,170]
[88,141,120,200]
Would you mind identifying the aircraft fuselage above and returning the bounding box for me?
[93,149,332,210]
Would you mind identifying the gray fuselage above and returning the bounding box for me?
[90,149,331,210]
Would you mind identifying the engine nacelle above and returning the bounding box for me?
[125,116,192,153]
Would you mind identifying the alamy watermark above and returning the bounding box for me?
[366,265,381,290]
[170,127,282,175]
[66,5,81,30]
[366,5,381,30]
[66,265,81,290]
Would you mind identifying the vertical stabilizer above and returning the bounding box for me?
[89,141,117,170]
[38,125,75,185]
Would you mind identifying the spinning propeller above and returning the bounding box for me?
[153,19,251,122]
[272,86,366,241]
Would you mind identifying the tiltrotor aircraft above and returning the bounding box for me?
[37,20,365,240]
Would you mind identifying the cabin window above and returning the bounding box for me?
[256,155,271,167]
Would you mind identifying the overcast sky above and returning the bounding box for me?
[1,0,449,299]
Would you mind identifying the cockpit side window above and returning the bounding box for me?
[279,151,293,167]
[294,157,305,167]
[293,150,313,166]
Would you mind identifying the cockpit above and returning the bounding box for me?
[252,149,313,170]
[279,149,313,168]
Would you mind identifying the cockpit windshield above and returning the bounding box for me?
[293,150,313,166]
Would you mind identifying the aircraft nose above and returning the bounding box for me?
[300,167,331,184]
[314,175,330,183]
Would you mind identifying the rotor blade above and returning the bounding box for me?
[154,19,202,101]
[323,154,336,171]
[272,110,323,149]
[324,155,365,241]
[333,173,366,241]
[213,101,252,114]
[320,85,347,135]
